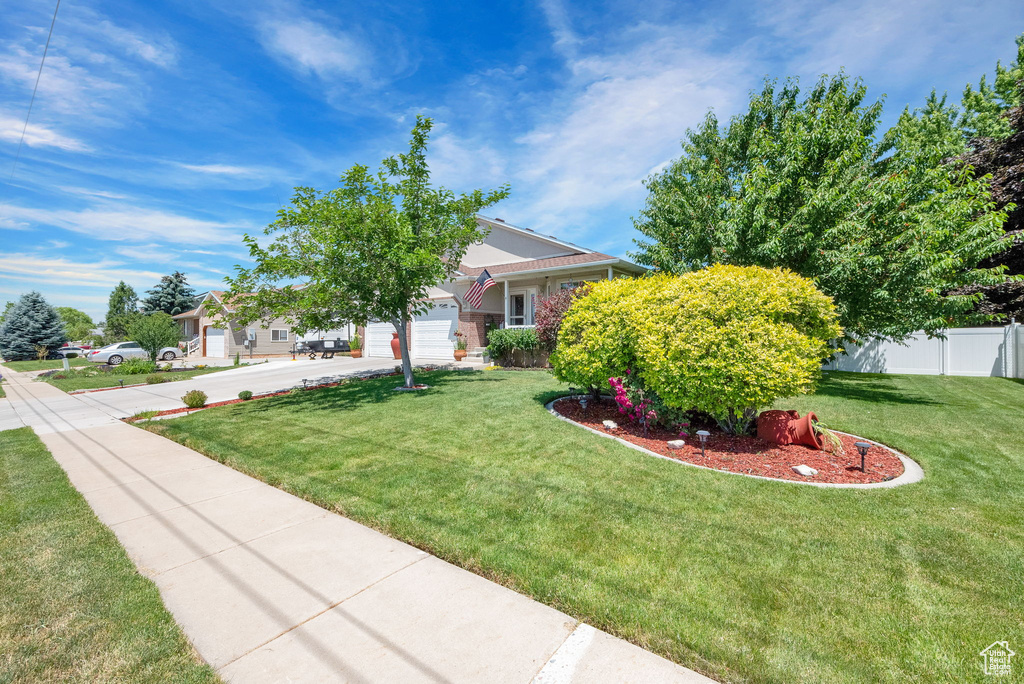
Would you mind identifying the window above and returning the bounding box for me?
[560,276,601,290]
[122,342,141,349]
[271,329,289,342]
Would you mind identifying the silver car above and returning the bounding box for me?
[88,342,181,365]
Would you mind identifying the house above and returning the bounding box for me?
[359,215,647,359]
[173,291,305,358]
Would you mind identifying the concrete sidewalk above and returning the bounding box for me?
[2,366,713,683]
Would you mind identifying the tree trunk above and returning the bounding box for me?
[391,317,415,387]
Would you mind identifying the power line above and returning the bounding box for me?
[8,0,62,184]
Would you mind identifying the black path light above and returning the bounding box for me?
[855,441,872,472]
[118,379,124,388]
[696,430,710,458]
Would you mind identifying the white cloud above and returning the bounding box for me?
[257,17,366,79]
[756,0,1024,94]
[94,20,178,68]
[0,216,32,230]
[0,44,137,125]
[0,115,90,151]
[57,186,130,200]
[507,29,752,234]
[426,128,508,191]
[177,163,264,176]
[0,253,164,288]
[0,203,249,245]
[539,0,582,60]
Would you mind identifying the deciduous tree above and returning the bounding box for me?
[952,34,1024,320]
[127,313,182,362]
[55,307,94,342]
[631,74,1011,342]
[221,116,509,387]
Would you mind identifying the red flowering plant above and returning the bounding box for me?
[608,370,690,436]
[535,282,593,352]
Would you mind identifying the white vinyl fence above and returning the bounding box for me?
[825,322,1023,379]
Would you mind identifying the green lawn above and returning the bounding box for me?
[0,428,218,683]
[144,370,1024,683]
[0,358,91,372]
[42,366,232,392]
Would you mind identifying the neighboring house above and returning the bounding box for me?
[173,291,300,358]
[359,215,647,359]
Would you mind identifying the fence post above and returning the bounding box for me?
[939,333,949,376]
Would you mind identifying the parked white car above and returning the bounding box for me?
[88,342,180,365]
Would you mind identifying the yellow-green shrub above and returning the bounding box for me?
[551,266,842,432]
[550,276,662,391]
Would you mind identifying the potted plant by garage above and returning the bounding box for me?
[453,329,468,361]
[350,333,362,358]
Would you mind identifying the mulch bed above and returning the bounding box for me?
[552,397,904,484]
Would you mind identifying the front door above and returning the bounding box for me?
[508,288,536,326]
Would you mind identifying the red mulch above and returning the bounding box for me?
[552,398,904,484]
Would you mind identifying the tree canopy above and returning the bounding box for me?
[952,34,1024,320]
[103,281,140,343]
[631,73,1012,341]
[141,272,196,316]
[55,307,94,342]
[128,313,181,361]
[221,116,509,387]
[0,292,67,361]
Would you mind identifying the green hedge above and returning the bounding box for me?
[486,327,540,366]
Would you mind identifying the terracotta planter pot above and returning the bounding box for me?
[390,333,401,359]
[350,349,362,358]
[757,410,824,450]
[790,411,824,450]
[454,349,467,361]
[757,410,798,445]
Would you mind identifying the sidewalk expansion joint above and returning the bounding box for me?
[215,553,430,671]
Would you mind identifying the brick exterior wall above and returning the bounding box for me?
[458,311,504,350]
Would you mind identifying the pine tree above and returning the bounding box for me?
[103,281,140,343]
[0,292,68,361]
[140,272,196,316]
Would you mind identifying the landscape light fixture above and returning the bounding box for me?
[855,441,872,472]
[118,380,124,388]
[302,379,308,389]
[696,430,710,457]
[579,396,589,413]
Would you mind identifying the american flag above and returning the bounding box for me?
[464,269,496,308]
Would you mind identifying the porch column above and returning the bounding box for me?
[503,280,510,327]
[607,266,614,281]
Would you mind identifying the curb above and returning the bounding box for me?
[544,397,925,490]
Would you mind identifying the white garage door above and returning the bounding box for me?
[365,321,395,358]
[412,299,458,359]
[204,327,226,357]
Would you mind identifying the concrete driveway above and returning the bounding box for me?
[73,356,469,419]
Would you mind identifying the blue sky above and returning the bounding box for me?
[1,0,1022,321]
